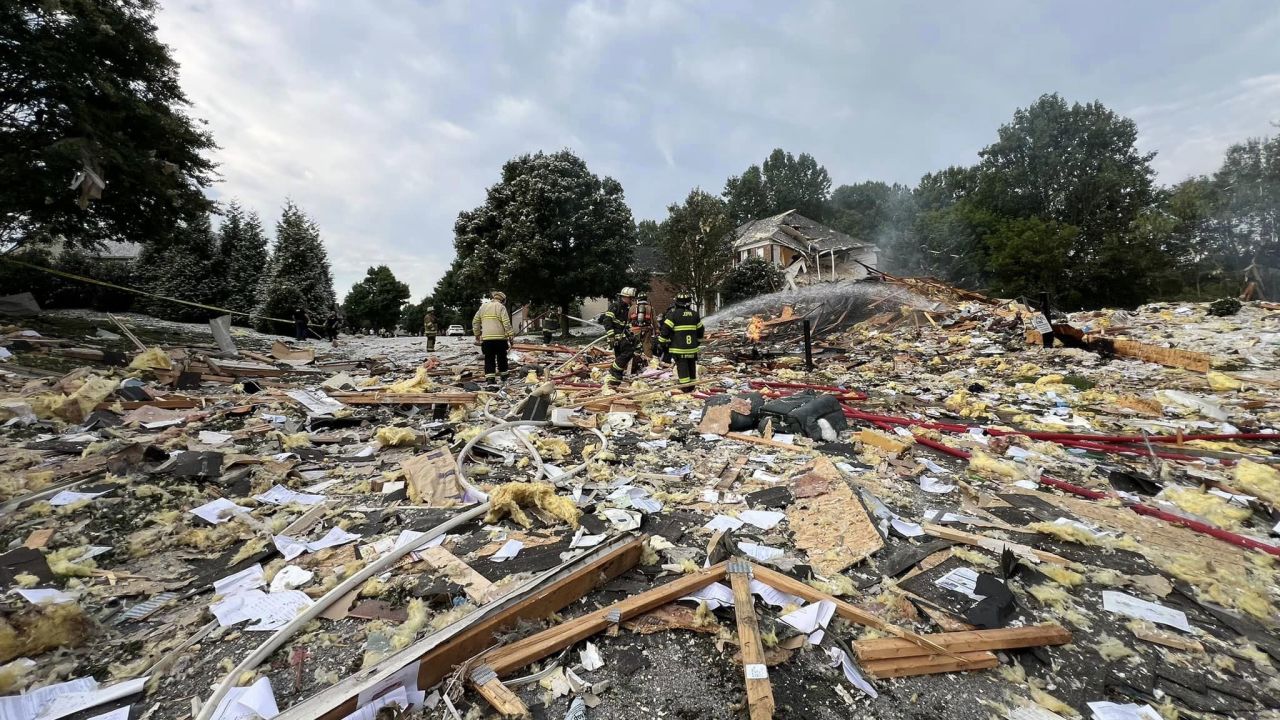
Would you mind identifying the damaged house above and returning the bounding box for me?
[732,210,879,289]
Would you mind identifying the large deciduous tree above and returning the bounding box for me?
[217,201,270,316]
[658,188,734,313]
[0,0,217,249]
[450,150,635,335]
[719,257,784,306]
[254,201,335,334]
[723,149,831,225]
[342,265,410,333]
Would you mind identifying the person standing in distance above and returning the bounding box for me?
[472,291,514,383]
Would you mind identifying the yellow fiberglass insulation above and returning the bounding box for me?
[1206,371,1243,392]
[0,602,92,663]
[32,375,119,424]
[386,367,433,394]
[390,599,429,650]
[1234,459,1280,505]
[1037,563,1085,587]
[46,546,97,577]
[484,482,581,529]
[128,347,172,371]
[534,436,572,462]
[278,432,312,450]
[1161,486,1251,529]
[374,426,417,447]
[967,451,1023,481]
[0,658,34,693]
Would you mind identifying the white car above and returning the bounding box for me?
[445,325,465,336]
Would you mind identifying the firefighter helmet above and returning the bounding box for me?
[619,287,637,298]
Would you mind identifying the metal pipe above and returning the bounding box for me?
[802,318,813,371]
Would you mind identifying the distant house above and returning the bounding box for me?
[731,210,878,289]
[576,242,677,332]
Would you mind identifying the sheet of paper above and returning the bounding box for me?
[211,589,268,626]
[209,676,279,720]
[0,677,97,720]
[737,542,784,562]
[750,579,805,608]
[48,489,108,506]
[36,677,148,720]
[825,646,878,698]
[273,534,308,561]
[890,517,924,537]
[703,515,744,532]
[214,564,264,596]
[269,565,314,592]
[1101,591,1190,632]
[738,509,785,530]
[86,708,131,720]
[490,539,523,562]
[285,388,345,416]
[199,431,233,446]
[920,458,948,474]
[580,642,604,672]
[340,686,410,720]
[919,475,956,494]
[140,418,184,429]
[17,588,75,605]
[190,497,249,525]
[780,600,836,644]
[306,526,361,551]
[936,567,986,601]
[1087,701,1162,720]
[254,484,326,506]
[570,527,607,549]
[681,581,736,611]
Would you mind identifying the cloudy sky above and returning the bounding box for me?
[155,0,1280,298]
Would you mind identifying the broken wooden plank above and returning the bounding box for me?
[326,392,476,406]
[469,665,529,718]
[716,455,749,490]
[922,523,1072,566]
[481,562,729,677]
[853,623,1072,661]
[787,456,883,575]
[418,546,498,604]
[862,650,998,679]
[1130,624,1204,653]
[728,560,774,720]
[723,433,812,453]
[1085,335,1211,373]
[858,429,912,455]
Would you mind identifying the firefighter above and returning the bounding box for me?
[422,306,438,352]
[658,291,704,392]
[603,287,636,385]
[472,291,514,383]
[628,290,656,370]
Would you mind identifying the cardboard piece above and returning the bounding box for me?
[401,448,466,506]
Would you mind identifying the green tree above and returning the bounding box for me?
[400,296,435,335]
[450,149,635,336]
[723,149,832,225]
[720,257,784,306]
[431,263,484,333]
[0,0,217,250]
[829,181,917,273]
[254,201,336,334]
[134,215,226,321]
[342,265,410,332]
[217,201,270,316]
[658,188,735,313]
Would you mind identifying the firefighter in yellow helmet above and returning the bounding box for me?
[603,287,637,385]
[657,290,704,391]
[472,291,513,383]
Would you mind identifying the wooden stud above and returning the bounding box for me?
[723,433,813,453]
[921,523,1072,566]
[853,623,1072,662]
[469,666,530,718]
[728,561,774,720]
[862,650,998,679]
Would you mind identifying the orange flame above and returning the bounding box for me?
[747,315,764,342]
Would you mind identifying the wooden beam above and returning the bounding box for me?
[921,523,1072,566]
[747,565,964,662]
[481,563,729,677]
[469,666,529,718]
[1084,335,1211,373]
[326,392,477,406]
[853,623,1071,662]
[723,433,813,453]
[862,650,998,679]
[728,561,774,720]
[283,537,643,720]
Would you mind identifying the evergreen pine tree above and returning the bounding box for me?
[135,215,226,322]
[217,201,270,316]
[253,200,336,334]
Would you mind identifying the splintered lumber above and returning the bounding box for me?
[723,433,813,453]
[922,523,1072,566]
[510,343,578,354]
[853,623,1072,662]
[108,313,147,352]
[481,562,729,677]
[861,650,998,679]
[327,392,476,406]
[728,561,775,720]
[1086,335,1212,373]
[286,537,643,720]
[747,565,966,662]
[716,455,750,490]
[469,666,529,718]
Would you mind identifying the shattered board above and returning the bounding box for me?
[786,455,883,575]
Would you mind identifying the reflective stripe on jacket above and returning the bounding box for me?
[472,300,513,339]
[658,306,704,356]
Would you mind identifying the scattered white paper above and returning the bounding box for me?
[749,579,805,609]
[273,534,309,561]
[751,469,782,484]
[215,564,265,596]
[935,567,986,601]
[682,581,736,611]
[285,388,345,416]
[826,646,878,698]
[602,508,641,532]
[305,526,361,551]
[780,600,836,645]
[580,642,604,672]
[36,677,148,720]
[704,514,744,532]
[0,677,96,720]
[920,458,948,474]
[209,676,279,720]
[351,445,376,458]
[190,497,249,525]
[1013,480,1040,490]
[48,489,108,506]
[86,708,131,720]
[245,591,314,631]
[199,430,233,446]
[1087,701,1162,720]
[490,539,523,562]
[738,542,784,562]
[254,484,326,506]
[890,517,924,537]
[738,509,785,530]
[140,418,184,429]
[1101,591,1190,632]
[269,565,314,592]
[700,489,720,504]
[17,588,76,605]
[340,686,410,720]
[570,527,607,549]
[919,475,956,494]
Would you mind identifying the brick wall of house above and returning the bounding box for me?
[647,274,678,317]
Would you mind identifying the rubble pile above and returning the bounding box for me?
[1,289,1279,720]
